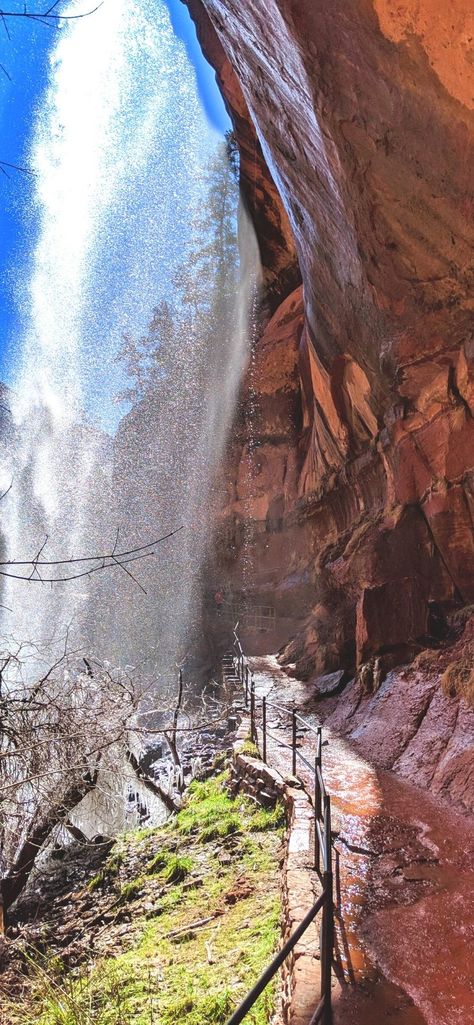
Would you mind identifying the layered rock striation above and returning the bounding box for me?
[187,0,474,674]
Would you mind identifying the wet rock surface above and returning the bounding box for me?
[250,654,474,1025]
[148,722,243,804]
[322,615,474,813]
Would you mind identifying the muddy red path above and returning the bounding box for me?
[249,656,474,1025]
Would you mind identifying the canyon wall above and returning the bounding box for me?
[185,0,474,674]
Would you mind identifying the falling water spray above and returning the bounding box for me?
[0,0,260,699]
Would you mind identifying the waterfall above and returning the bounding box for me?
[0,0,259,698]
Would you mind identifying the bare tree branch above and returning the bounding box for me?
[0,632,222,918]
[0,161,36,182]
[0,480,13,502]
[0,525,184,586]
[0,3,104,25]
[163,668,185,793]
[0,639,142,916]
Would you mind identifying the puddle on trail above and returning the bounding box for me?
[250,655,474,1025]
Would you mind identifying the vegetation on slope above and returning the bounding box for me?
[441,656,474,705]
[6,770,285,1025]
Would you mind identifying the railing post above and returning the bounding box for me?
[250,680,256,744]
[321,794,333,1024]
[225,627,333,1025]
[316,729,322,808]
[262,696,267,763]
[314,754,320,875]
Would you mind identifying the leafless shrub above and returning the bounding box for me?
[0,641,138,917]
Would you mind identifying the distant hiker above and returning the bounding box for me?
[214,589,224,611]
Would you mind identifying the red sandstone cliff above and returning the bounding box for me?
[186,0,474,680]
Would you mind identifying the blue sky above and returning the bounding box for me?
[0,16,51,373]
[163,0,229,135]
[0,0,230,387]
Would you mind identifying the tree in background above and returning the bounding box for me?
[115,131,240,406]
[176,131,239,329]
[115,300,178,407]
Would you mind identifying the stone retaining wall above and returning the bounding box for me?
[231,725,323,1025]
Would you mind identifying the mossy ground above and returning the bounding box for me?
[7,771,285,1025]
[238,739,260,759]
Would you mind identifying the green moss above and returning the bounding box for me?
[200,815,240,843]
[87,851,124,892]
[175,773,240,841]
[87,871,104,893]
[146,850,169,875]
[239,739,260,758]
[120,876,145,902]
[248,803,286,833]
[14,770,284,1025]
[146,850,193,882]
[163,854,193,883]
[212,750,229,771]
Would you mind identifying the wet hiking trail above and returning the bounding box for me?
[249,655,474,1025]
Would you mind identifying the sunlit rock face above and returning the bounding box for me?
[189,0,474,670]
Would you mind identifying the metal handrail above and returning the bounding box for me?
[316,764,327,801]
[264,696,322,737]
[263,697,294,716]
[224,632,334,1025]
[262,724,315,773]
[294,709,322,733]
[225,890,327,1025]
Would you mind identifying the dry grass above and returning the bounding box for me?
[440,652,474,704]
